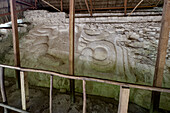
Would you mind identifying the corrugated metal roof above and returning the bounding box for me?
[0,0,164,24]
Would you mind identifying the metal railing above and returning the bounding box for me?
[0,64,170,113]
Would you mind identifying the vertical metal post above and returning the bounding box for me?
[83,80,86,113]
[10,0,21,89]
[0,67,8,113]
[150,0,170,112]
[118,86,130,113]
[69,0,75,103]
[49,75,53,113]
[20,71,29,110]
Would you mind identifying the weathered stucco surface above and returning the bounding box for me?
[1,10,170,110]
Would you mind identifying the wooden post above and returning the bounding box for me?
[49,75,53,113]
[69,0,75,103]
[83,80,86,113]
[118,86,130,113]
[0,67,8,113]
[89,0,93,16]
[150,0,170,113]
[124,0,127,15]
[85,0,91,16]
[10,0,21,89]
[20,71,29,110]
[61,0,63,12]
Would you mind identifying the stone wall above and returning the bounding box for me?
[2,10,170,110]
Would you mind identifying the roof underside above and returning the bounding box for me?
[0,0,164,24]
[40,0,163,11]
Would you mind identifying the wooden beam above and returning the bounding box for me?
[61,0,63,12]
[89,0,93,16]
[2,64,170,94]
[7,0,10,13]
[124,0,127,15]
[20,71,29,110]
[76,5,156,11]
[69,0,75,103]
[128,0,144,16]
[150,0,170,113]
[118,86,130,113]
[35,0,38,8]
[84,0,91,16]
[0,67,8,113]
[10,0,21,89]
[41,0,61,12]
[83,80,86,113]
[49,75,53,113]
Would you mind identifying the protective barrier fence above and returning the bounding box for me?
[0,64,170,113]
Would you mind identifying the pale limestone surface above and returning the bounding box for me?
[2,10,170,110]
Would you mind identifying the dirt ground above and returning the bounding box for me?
[0,77,168,113]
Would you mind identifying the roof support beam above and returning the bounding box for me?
[69,0,75,103]
[61,0,63,12]
[89,0,93,16]
[10,0,21,88]
[84,0,91,16]
[124,0,127,15]
[41,0,61,12]
[128,0,144,16]
[150,0,170,113]
[76,5,156,11]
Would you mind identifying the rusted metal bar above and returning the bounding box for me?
[118,86,130,113]
[10,0,21,89]
[124,0,127,15]
[69,0,75,103]
[89,0,93,16]
[61,0,63,12]
[128,0,144,16]
[83,80,86,113]
[20,71,29,110]
[0,67,8,113]
[49,75,53,113]
[41,0,61,12]
[84,0,91,15]
[76,5,156,11]
[1,64,170,94]
[0,103,29,113]
[150,0,170,113]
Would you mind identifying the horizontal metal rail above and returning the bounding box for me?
[0,103,29,113]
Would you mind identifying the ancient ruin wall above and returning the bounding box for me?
[2,10,170,110]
